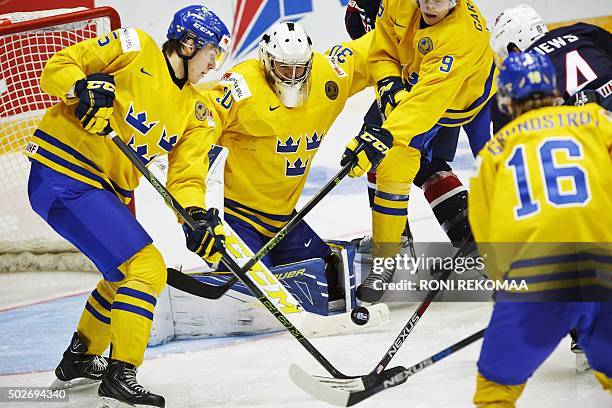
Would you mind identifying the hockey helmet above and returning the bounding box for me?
[258,21,314,108]
[491,5,548,65]
[167,5,231,70]
[496,52,557,115]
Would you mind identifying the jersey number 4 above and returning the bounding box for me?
[507,138,591,219]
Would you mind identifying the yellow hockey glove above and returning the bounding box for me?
[376,76,409,120]
[183,207,226,264]
[341,124,393,178]
[74,73,116,135]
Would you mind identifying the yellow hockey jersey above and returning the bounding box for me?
[25,28,215,208]
[469,104,612,297]
[204,32,373,236]
[369,0,496,145]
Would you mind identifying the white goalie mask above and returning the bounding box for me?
[492,5,548,64]
[258,21,314,108]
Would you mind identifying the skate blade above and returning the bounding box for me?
[575,353,592,373]
[49,377,101,390]
[98,396,163,408]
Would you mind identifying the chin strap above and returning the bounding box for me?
[174,44,198,89]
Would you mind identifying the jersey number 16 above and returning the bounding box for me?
[507,138,591,219]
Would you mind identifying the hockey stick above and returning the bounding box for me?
[289,327,486,406]
[107,129,358,379]
[289,240,478,392]
[164,147,363,299]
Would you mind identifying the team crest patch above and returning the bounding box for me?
[195,101,208,121]
[325,81,339,100]
[418,37,433,55]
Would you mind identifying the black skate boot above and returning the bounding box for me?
[50,332,108,390]
[357,260,396,304]
[98,359,165,408]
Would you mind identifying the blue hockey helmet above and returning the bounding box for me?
[497,51,557,115]
[167,5,231,70]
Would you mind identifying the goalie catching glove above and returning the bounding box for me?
[183,207,226,264]
[73,73,116,134]
[376,76,409,120]
[341,124,393,178]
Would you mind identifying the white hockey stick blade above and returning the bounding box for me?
[289,364,352,407]
[299,303,390,338]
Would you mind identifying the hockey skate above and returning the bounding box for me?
[355,230,415,304]
[357,261,396,304]
[98,360,165,408]
[570,330,591,373]
[49,332,108,390]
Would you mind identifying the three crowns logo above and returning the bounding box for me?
[276,135,300,153]
[306,131,323,151]
[285,157,309,177]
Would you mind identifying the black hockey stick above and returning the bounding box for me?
[164,147,363,299]
[289,327,486,406]
[288,240,478,392]
[166,267,233,299]
[107,129,356,379]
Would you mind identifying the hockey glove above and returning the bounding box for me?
[341,124,393,178]
[183,207,226,264]
[74,73,116,135]
[376,76,409,121]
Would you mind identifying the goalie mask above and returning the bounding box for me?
[259,22,314,108]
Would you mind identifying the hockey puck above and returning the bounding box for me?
[351,306,370,325]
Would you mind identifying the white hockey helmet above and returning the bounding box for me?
[258,21,314,108]
[492,5,548,63]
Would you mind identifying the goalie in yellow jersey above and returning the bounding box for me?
[470,52,612,407]
[341,0,497,303]
[203,22,383,301]
[25,6,230,407]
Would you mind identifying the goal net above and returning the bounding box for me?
[0,7,121,272]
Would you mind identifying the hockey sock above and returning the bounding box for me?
[77,279,117,355]
[111,244,166,367]
[422,171,471,245]
[474,372,526,408]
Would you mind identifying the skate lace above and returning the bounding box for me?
[91,356,108,373]
[124,367,148,394]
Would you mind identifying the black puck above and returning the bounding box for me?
[351,306,370,325]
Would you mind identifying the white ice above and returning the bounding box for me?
[0,90,608,407]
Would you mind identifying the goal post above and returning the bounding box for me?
[0,7,121,271]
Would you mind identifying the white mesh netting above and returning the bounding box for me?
[0,8,119,271]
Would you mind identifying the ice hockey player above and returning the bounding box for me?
[491,4,612,131]
[344,0,490,304]
[469,51,612,407]
[344,0,496,303]
[25,6,230,407]
[204,22,378,301]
